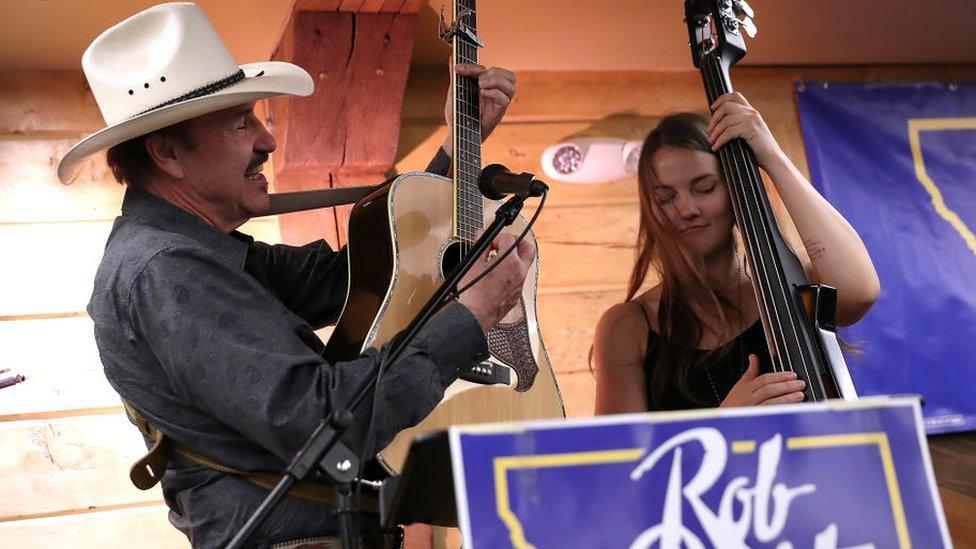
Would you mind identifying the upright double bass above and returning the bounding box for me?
[684,0,858,402]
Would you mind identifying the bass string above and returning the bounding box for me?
[701,51,812,383]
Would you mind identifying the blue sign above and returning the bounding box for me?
[795,81,976,434]
[450,398,948,548]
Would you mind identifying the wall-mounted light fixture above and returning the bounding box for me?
[540,137,643,184]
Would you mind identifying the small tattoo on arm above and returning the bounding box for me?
[803,238,827,260]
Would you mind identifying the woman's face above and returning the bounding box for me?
[648,146,735,259]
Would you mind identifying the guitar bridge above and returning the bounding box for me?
[457,360,510,386]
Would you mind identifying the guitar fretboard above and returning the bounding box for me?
[453,0,483,243]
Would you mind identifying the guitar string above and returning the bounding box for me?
[456,12,482,257]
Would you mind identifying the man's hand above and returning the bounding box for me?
[442,64,516,152]
[457,233,534,332]
[720,354,806,407]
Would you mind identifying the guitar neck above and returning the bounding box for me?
[452,0,483,243]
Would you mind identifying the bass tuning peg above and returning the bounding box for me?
[733,0,755,19]
[740,16,757,38]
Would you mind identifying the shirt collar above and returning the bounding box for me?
[121,186,253,269]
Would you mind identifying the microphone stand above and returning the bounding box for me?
[227,192,529,549]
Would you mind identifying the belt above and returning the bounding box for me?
[269,529,403,549]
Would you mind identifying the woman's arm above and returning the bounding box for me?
[708,92,881,325]
[593,302,652,415]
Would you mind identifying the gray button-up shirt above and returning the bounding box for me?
[88,154,488,547]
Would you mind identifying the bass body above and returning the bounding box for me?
[323,171,564,473]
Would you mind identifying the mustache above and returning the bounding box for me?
[246,153,269,173]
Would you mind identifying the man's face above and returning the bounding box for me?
[170,102,275,229]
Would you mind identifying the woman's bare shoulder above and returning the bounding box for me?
[630,284,664,332]
[594,286,663,368]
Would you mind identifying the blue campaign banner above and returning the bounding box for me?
[795,82,976,434]
[450,398,948,549]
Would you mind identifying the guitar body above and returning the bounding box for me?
[323,171,565,473]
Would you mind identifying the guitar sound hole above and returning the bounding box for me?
[440,241,466,281]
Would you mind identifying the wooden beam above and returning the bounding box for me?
[0,218,280,317]
[269,9,416,247]
[294,0,422,14]
[0,413,165,519]
[0,505,186,546]
[0,73,102,134]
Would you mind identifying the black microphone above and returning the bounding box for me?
[477,164,548,200]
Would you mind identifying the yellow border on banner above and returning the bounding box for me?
[908,117,976,256]
[787,432,909,549]
[491,433,910,548]
[493,448,645,549]
[731,440,757,453]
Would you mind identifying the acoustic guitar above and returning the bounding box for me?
[323,0,565,473]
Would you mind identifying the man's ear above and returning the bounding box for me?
[145,132,186,179]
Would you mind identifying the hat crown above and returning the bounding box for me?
[82,2,240,126]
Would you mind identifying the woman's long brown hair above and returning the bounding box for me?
[629,113,743,408]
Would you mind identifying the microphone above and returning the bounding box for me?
[477,164,548,200]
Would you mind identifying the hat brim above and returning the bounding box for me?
[57,61,313,184]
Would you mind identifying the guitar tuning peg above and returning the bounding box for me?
[733,0,755,19]
[740,15,757,38]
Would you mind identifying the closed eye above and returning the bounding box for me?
[655,192,675,205]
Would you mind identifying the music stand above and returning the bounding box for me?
[380,430,457,529]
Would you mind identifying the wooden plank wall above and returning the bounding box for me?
[2,64,974,546]
[0,72,280,547]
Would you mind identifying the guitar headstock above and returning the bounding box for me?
[684,0,757,69]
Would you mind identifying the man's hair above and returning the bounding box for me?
[105,121,197,187]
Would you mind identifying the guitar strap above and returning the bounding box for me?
[120,399,380,513]
[265,185,384,216]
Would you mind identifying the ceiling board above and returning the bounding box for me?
[411,0,976,70]
[0,0,296,71]
[0,0,974,72]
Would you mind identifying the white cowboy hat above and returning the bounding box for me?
[57,2,314,183]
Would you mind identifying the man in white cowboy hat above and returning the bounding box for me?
[68,3,530,547]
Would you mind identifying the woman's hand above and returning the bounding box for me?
[707,92,783,168]
[720,354,806,407]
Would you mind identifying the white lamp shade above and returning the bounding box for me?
[541,137,644,184]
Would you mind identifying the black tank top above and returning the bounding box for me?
[641,315,771,411]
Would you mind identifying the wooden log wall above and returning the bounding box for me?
[0,72,278,546]
[1,64,974,546]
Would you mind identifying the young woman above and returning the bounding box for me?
[593,92,880,413]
